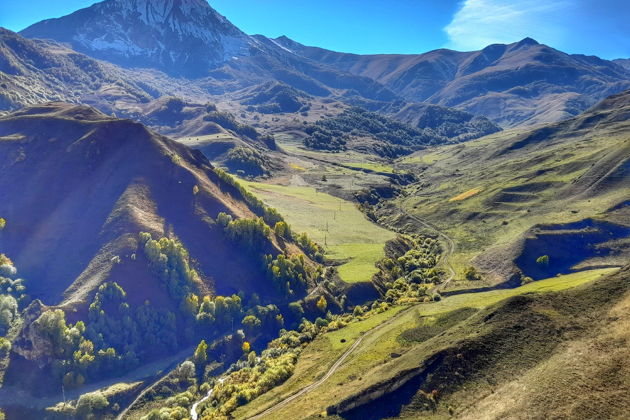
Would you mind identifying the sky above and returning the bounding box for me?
[0,0,628,59]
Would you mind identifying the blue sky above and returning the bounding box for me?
[0,0,628,59]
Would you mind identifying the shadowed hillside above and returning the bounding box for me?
[0,103,294,307]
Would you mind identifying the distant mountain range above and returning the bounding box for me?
[7,0,628,129]
[275,36,630,127]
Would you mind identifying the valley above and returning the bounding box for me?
[0,1,629,419]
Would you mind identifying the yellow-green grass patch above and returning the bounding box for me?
[242,182,396,283]
[449,187,484,202]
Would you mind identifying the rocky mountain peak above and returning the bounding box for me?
[20,0,254,77]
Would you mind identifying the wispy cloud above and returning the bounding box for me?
[444,0,572,51]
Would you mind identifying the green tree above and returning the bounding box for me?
[242,315,262,337]
[316,296,327,313]
[536,255,550,269]
[75,392,109,419]
[193,340,208,366]
[273,221,290,238]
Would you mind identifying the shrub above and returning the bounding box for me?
[75,391,109,419]
[464,266,482,281]
[193,340,208,366]
[316,296,328,312]
[536,255,550,269]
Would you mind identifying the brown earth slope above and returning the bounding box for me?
[0,103,288,309]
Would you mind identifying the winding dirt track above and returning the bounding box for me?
[246,304,418,420]
[244,212,456,419]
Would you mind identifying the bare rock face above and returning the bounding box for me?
[20,0,254,77]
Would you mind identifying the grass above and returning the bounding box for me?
[239,267,617,419]
[391,123,630,282]
[448,187,483,202]
[345,162,395,173]
[177,133,238,143]
[242,181,395,283]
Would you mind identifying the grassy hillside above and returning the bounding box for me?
[0,103,322,402]
[382,90,630,286]
[242,181,396,283]
[232,267,619,419]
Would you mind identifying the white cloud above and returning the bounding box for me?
[444,0,572,51]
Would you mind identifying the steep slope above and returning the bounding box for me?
[326,266,630,420]
[614,58,630,70]
[0,103,290,307]
[277,36,630,127]
[18,0,400,105]
[20,0,252,77]
[383,89,630,285]
[393,103,500,142]
[0,28,216,114]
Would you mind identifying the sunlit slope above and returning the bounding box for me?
[243,181,395,283]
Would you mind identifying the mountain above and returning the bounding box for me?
[387,89,630,285]
[393,102,501,141]
[614,58,630,70]
[0,103,296,308]
[276,36,630,127]
[20,0,252,78]
[0,27,217,115]
[18,0,400,106]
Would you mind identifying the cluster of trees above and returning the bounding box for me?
[294,232,324,262]
[187,293,243,332]
[241,304,283,339]
[157,297,396,419]
[303,107,442,156]
[264,253,312,296]
[213,168,283,227]
[225,146,270,176]
[0,295,18,336]
[464,266,482,281]
[377,236,443,303]
[203,110,259,139]
[139,232,201,302]
[0,253,28,356]
[219,214,272,252]
[32,282,179,387]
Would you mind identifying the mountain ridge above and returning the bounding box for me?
[275,36,630,127]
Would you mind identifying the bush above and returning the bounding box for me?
[75,391,109,419]
[536,255,550,269]
[464,266,482,281]
[225,146,269,176]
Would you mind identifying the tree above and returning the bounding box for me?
[75,392,109,419]
[242,341,251,353]
[0,218,5,231]
[177,361,196,381]
[316,296,327,313]
[288,301,304,319]
[464,266,482,281]
[242,315,262,337]
[536,255,550,269]
[274,221,290,238]
[193,340,208,366]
